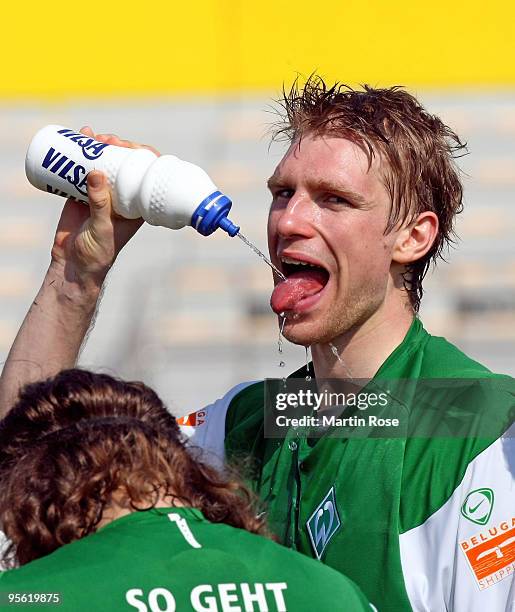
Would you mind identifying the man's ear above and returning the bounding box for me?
[392,211,439,264]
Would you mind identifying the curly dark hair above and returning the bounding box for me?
[0,369,268,568]
[273,75,467,311]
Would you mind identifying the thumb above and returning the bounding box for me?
[87,171,112,221]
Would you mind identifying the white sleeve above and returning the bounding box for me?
[400,423,515,612]
[177,381,256,470]
[0,531,9,570]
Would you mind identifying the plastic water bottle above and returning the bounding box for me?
[25,125,240,237]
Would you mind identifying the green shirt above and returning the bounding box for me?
[180,318,515,612]
[0,507,371,611]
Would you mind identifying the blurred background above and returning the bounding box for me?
[0,0,514,414]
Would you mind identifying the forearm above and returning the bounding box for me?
[0,131,146,417]
[0,261,104,417]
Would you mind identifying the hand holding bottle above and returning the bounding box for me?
[49,127,149,290]
[26,124,239,236]
[0,126,152,415]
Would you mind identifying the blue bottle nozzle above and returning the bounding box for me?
[190,191,240,237]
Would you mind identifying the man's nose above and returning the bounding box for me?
[275,194,316,239]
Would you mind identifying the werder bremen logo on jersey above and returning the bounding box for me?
[306,486,341,559]
[461,488,494,525]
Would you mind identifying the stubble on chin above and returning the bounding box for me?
[284,282,386,347]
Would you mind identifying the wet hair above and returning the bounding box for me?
[273,75,467,311]
[0,369,268,568]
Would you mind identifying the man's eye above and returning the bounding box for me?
[326,194,351,205]
[275,189,294,199]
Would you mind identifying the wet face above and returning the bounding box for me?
[267,134,401,346]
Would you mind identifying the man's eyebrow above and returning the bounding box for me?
[266,176,370,206]
[266,175,285,189]
[310,178,369,206]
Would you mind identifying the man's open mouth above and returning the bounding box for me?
[270,254,330,314]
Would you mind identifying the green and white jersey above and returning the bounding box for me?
[180,319,515,612]
[0,507,371,611]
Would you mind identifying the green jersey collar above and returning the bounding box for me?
[374,317,428,379]
[98,506,206,533]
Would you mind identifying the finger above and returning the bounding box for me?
[112,138,146,151]
[86,171,112,221]
[140,144,161,156]
[95,133,116,143]
[106,135,126,147]
[80,126,94,137]
[97,134,128,148]
[101,135,153,152]
[92,133,160,156]
[117,138,138,148]
[53,198,90,249]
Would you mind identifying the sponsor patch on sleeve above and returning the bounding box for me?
[460,517,515,590]
[177,410,207,428]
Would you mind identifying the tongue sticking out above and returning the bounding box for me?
[271,269,328,313]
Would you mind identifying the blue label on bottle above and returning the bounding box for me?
[57,128,110,160]
[42,147,88,196]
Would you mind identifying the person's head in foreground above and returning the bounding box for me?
[0,369,373,611]
[0,368,267,568]
[268,75,466,346]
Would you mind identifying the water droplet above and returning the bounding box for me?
[278,314,286,354]
[277,313,287,369]
[329,342,343,363]
[329,342,353,377]
[304,345,312,381]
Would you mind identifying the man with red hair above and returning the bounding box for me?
[0,77,513,611]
